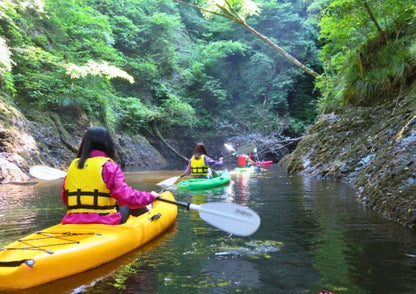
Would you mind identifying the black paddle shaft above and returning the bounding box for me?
[158,197,191,210]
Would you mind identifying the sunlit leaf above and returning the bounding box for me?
[65,60,134,84]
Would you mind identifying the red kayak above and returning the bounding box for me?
[253,160,273,166]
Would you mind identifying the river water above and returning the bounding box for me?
[1,165,416,294]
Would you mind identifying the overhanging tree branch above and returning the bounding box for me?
[174,0,320,78]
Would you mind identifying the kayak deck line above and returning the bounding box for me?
[2,231,100,254]
[0,232,99,268]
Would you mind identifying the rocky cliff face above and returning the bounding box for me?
[282,83,416,229]
[0,98,168,182]
[0,99,39,182]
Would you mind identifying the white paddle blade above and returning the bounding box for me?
[156,176,181,186]
[225,143,256,156]
[224,143,236,152]
[190,202,261,236]
[29,165,67,180]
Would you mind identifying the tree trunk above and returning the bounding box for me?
[174,0,320,78]
[360,0,387,44]
[240,20,319,78]
[150,120,188,162]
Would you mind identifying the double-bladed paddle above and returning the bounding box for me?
[29,165,261,236]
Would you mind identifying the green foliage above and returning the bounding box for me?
[200,40,247,66]
[161,94,197,127]
[251,108,283,135]
[11,46,64,104]
[116,97,158,132]
[177,39,247,127]
[45,0,119,61]
[288,118,307,137]
[240,52,285,109]
[150,83,197,128]
[0,37,12,77]
[117,90,196,133]
[0,1,42,92]
[0,37,14,93]
[343,37,415,106]
[223,1,319,127]
[111,15,141,54]
[10,44,115,121]
[0,0,322,140]
[312,0,416,111]
[65,60,134,83]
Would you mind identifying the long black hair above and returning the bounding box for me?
[76,126,116,168]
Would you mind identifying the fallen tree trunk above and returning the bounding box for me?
[150,120,188,163]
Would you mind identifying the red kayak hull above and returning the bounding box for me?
[253,161,273,166]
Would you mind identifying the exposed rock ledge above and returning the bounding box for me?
[281,84,416,230]
[0,98,167,182]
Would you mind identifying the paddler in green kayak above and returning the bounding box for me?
[185,142,223,178]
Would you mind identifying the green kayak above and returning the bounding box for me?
[177,170,231,190]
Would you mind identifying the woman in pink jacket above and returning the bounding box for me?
[61,126,159,225]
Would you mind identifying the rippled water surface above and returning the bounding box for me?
[1,166,416,293]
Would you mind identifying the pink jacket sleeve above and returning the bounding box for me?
[61,178,67,204]
[102,161,155,208]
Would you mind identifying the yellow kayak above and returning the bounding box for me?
[0,191,177,290]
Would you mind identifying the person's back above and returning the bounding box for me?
[61,126,159,225]
[190,154,209,177]
[65,156,117,215]
[185,142,223,178]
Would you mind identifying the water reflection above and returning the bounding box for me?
[233,171,251,204]
[1,167,416,293]
[0,181,64,246]
[202,257,262,292]
[215,239,283,258]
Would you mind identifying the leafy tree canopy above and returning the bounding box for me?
[0,0,322,138]
[310,0,416,111]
